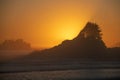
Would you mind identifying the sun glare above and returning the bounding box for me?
[55,21,86,40]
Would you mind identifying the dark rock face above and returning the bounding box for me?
[26,22,107,61]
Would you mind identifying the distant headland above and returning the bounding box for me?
[0,39,32,50]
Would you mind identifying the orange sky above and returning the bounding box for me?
[0,0,120,48]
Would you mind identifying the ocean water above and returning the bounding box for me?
[0,69,120,80]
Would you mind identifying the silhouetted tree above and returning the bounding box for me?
[0,39,32,50]
[75,22,102,40]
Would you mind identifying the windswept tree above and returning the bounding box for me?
[75,22,102,40]
[83,22,102,40]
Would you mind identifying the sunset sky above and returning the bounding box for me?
[0,0,120,48]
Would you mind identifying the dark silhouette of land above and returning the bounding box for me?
[1,22,120,63]
[17,22,120,63]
